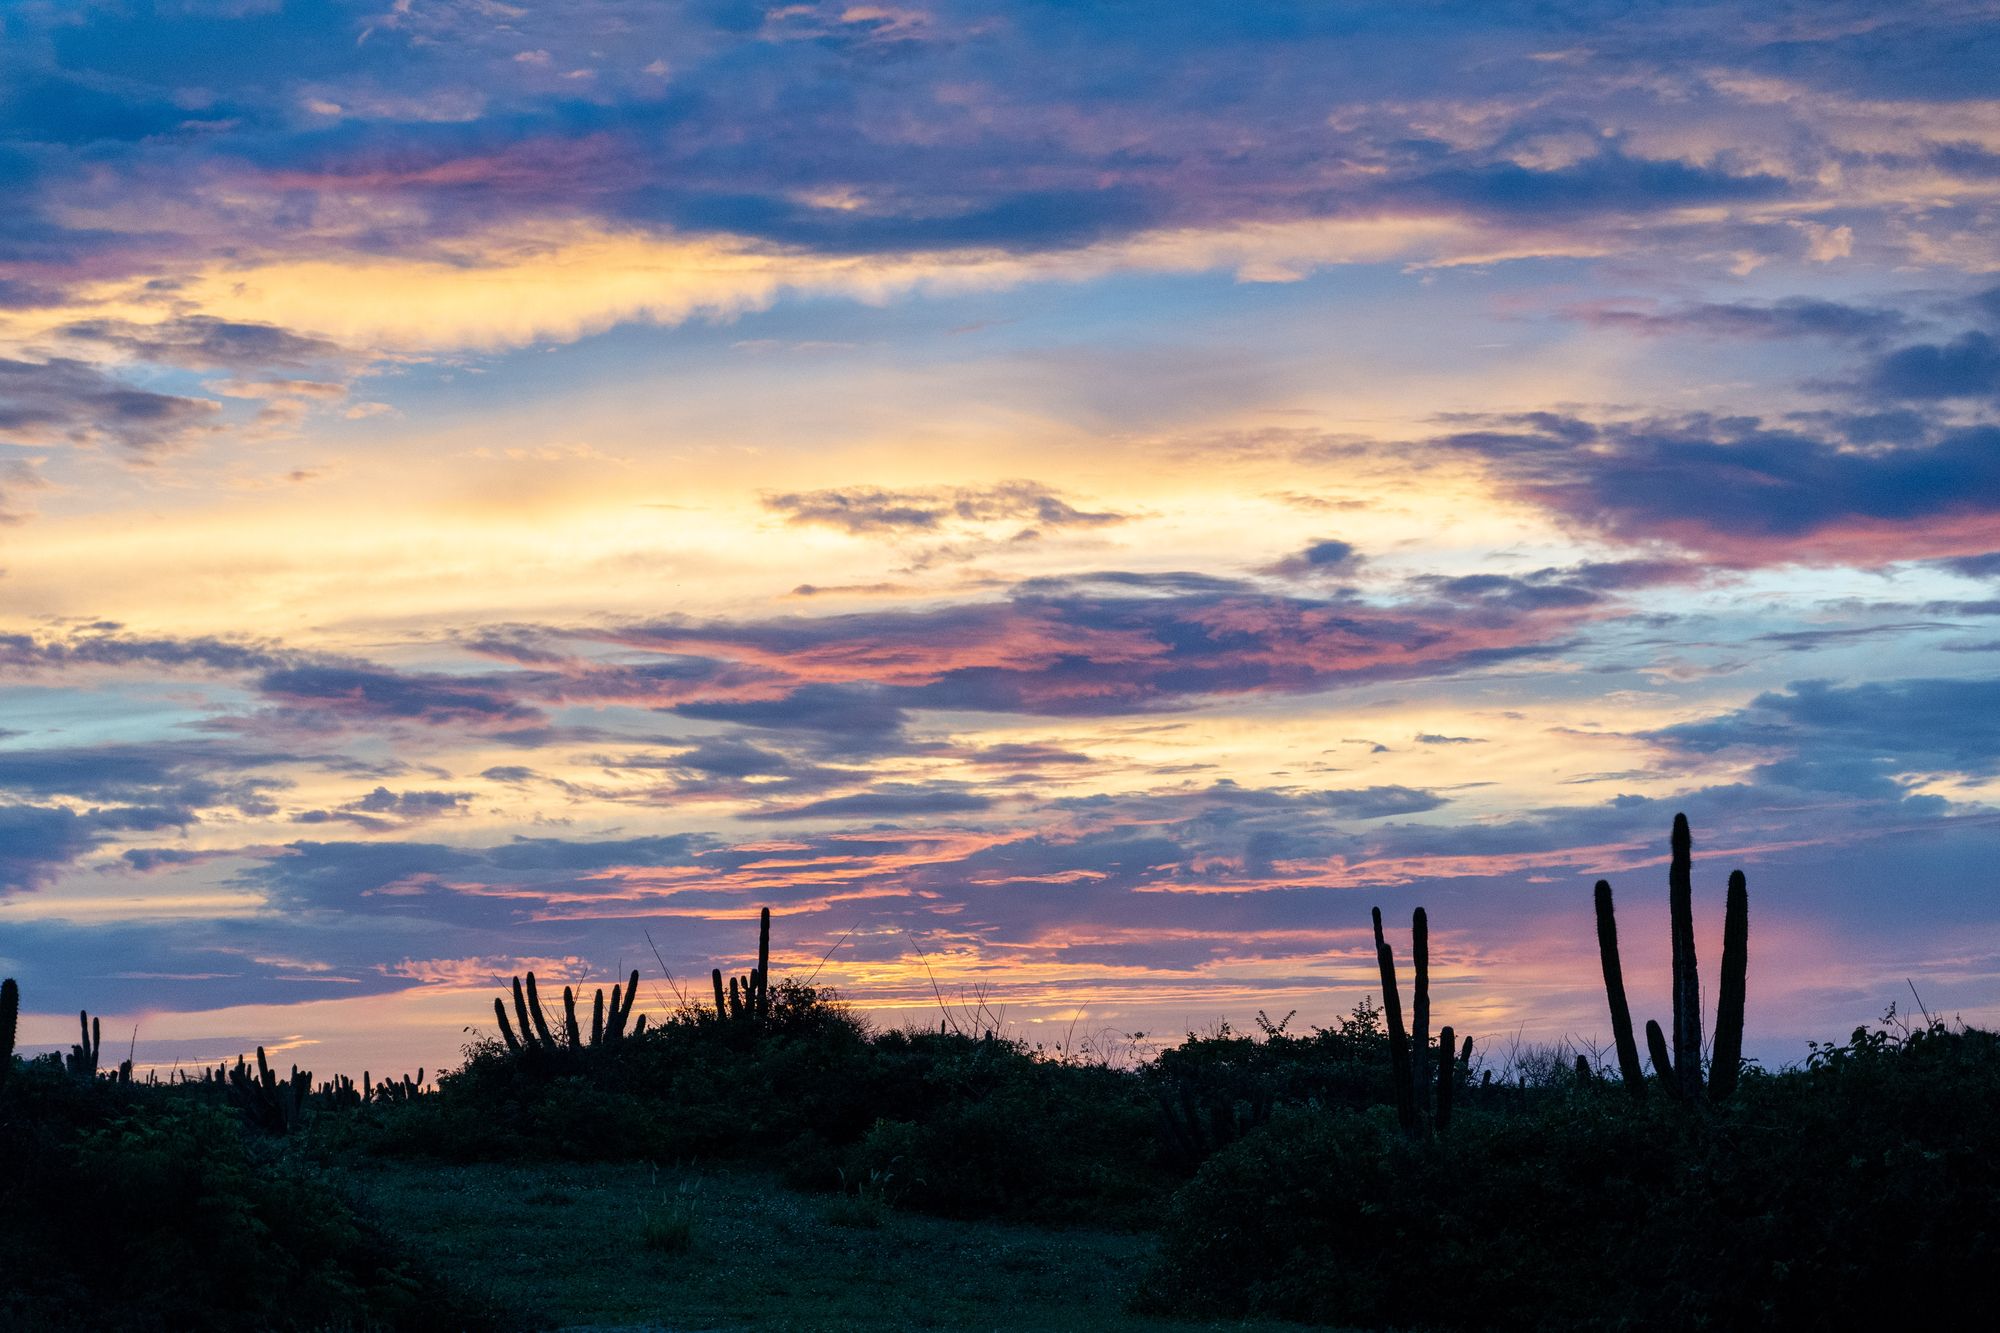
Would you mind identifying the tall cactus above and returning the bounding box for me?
[711,910,775,1025]
[1668,815,1704,1101]
[492,968,646,1058]
[0,978,17,1089]
[1435,1024,1458,1134]
[0,972,16,1088]
[1595,815,1751,1103]
[1593,880,1647,1101]
[1410,907,1432,1130]
[1372,906,1415,1132]
[757,907,772,1020]
[1709,870,1750,1099]
[1373,906,1464,1136]
[66,1010,101,1080]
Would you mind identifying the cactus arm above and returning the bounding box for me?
[1411,907,1432,1127]
[1645,1019,1682,1102]
[494,998,522,1052]
[712,968,727,1018]
[728,975,743,1018]
[1435,1024,1457,1134]
[632,1014,647,1036]
[562,986,581,1052]
[1594,879,1648,1102]
[524,973,558,1049]
[591,988,606,1046]
[1668,813,1704,1099]
[1372,906,1416,1133]
[1710,869,1749,1100]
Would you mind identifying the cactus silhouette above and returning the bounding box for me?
[1668,815,1703,1101]
[1596,816,1750,1103]
[709,909,775,1024]
[1371,906,1415,1131]
[1372,905,1464,1135]
[492,967,646,1057]
[1710,870,1750,1099]
[65,1010,101,1080]
[225,1046,313,1132]
[1594,879,1648,1102]
[0,977,16,1089]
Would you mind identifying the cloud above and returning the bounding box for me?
[1861,332,2000,400]
[254,664,543,728]
[764,481,1124,535]
[55,316,346,371]
[1264,537,1364,578]
[751,782,994,821]
[0,741,287,817]
[291,786,472,830]
[1577,297,1909,344]
[0,357,220,456]
[1445,413,2000,566]
[1651,675,2000,799]
[605,568,1608,719]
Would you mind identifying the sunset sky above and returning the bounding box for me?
[6,1,2000,1077]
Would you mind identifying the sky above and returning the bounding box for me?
[6,0,2000,1078]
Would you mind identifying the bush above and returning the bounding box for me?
[362,989,1175,1223]
[1142,1020,2000,1330]
[0,1063,498,1331]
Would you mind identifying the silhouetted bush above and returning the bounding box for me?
[362,987,1174,1222]
[1140,1016,2000,1330]
[0,1059,498,1332]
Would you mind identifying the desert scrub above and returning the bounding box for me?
[1142,1018,2000,1330]
[0,1066,498,1331]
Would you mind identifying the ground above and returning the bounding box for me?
[352,1159,1317,1332]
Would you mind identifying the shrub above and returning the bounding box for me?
[1142,1018,2000,1330]
[0,1062,498,1331]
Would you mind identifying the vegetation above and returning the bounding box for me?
[1140,1014,2000,1330]
[3,815,1997,1329]
[0,1054,497,1332]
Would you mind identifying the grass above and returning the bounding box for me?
[351,1157,1321,1332]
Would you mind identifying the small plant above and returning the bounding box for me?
[642,1178,703,1253]
[826,1163,901,1228]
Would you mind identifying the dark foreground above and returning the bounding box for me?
[355,1159,1315,1332]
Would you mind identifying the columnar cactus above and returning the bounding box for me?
[1593,879,1648,1102]
[0,977,16,1089]
[1668,816,1704,1101]
[1595,816,1750,1103]
[1709,871,1750,1100]
[1372,906,1470,1136]
[493,968,643,1056]
[1371,907,1415,1131]
[713,908,775,1023]
[65,1010,101,1080]
[226,1046,312,1132]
